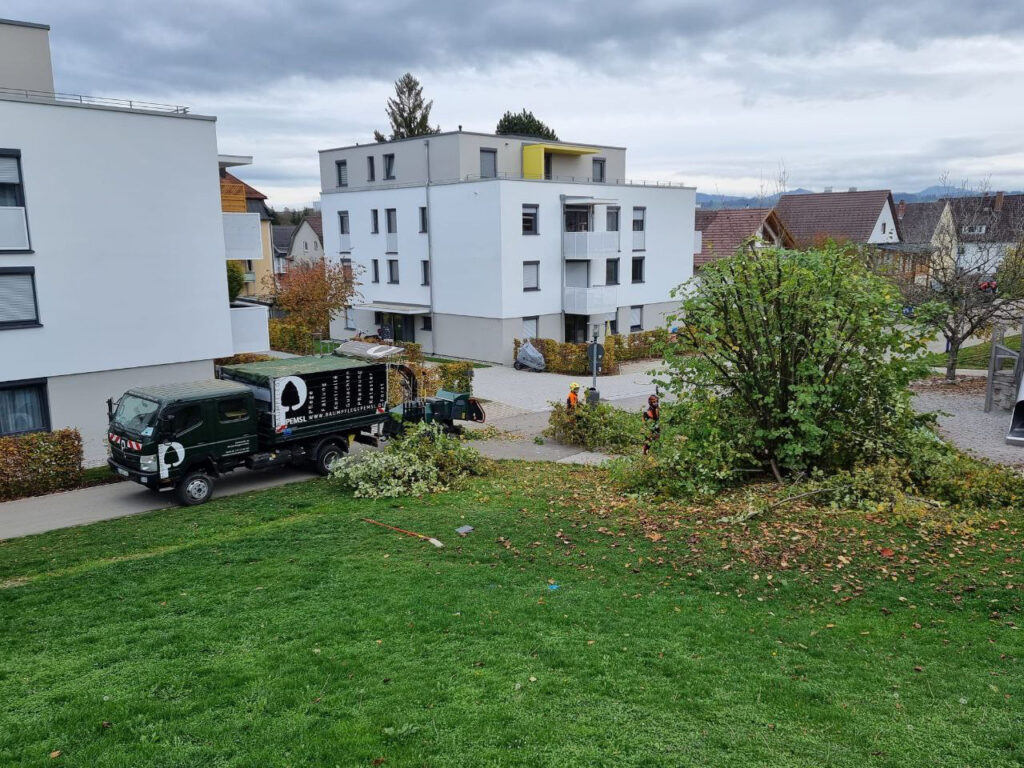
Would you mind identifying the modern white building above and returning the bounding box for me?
[318,131,696,363]
[0,18,268,464]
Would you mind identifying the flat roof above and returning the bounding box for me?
[319,130,626,154]
[219,354,375,384]
[0,18,50,30]
[0,89,214,121]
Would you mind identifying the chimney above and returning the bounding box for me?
[823,186,833,193]
[848,186,857,192]
[0,19,54,92]
[995,191,1004,213]
[897,199,906,220]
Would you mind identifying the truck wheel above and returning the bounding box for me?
[314,442,345,476]
[175,471,215,506]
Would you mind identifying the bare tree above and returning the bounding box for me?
[899,178,1024,380]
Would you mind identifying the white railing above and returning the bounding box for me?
[339,233,352,252]
[223,212,263,261]
[273,258,288,275]
[385,232,398,253]
[562,231,619,258]
[632,230,646,251]
[0,86,190,114]
[0,207,30,250]
[230,305,270,354]
[243,272,255,283]
[563,285,618,316]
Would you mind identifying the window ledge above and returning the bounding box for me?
[523,287,540,292]
[522,232,540,236]
[0,249,34,254]
[0,321,42,330]
[631,280,644,285]
[387,280,399,285]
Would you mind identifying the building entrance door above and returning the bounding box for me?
[565,314,588,344]
[376,312,415,343]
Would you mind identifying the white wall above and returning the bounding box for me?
[230,305,270,353]
[868,202,900,244]
[1,98,233,381]
[0,20,54,93]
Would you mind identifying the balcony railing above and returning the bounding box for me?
[563,285,618,316]
[562,231,619,259]
[385,232,398,253]
[339,233,352,252]
[230,305,270,354]
[0,86,190,114]
[223,212,263,261]
[632,230,646,251]
[0,207,30,250]
[243,272,256,283]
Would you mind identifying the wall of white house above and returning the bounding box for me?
[1,98,233,382]
[869,203,900,244]
[287,220,323,265]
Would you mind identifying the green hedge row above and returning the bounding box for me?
[0,429,84,502]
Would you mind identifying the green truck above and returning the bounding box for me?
[106,348,484,506]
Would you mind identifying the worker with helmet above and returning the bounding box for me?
[642,393,660,454]
[566,382,581,410]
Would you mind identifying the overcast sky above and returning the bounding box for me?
[8,1,1024,207]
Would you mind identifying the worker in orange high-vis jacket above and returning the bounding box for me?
[566,382,581,410]
[642,394,660,454]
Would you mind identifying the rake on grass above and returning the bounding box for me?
[361,518,444,548]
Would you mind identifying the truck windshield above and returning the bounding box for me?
[113,395,160,434]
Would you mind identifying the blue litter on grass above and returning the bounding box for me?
[548,584,560,590]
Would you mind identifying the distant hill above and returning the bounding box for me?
[698,185,1022,209]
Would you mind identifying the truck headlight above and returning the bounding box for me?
[139,454,158,472]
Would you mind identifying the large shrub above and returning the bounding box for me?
[544,402,643,453]
[437,361,474,394]
[0,429,84,502]
[330,422,486,498]
[269,319,311,355]
[226,261,245,303]
[625,244,930,497]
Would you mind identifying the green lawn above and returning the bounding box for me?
[922,333,1020,369]
[0,464,1020,767]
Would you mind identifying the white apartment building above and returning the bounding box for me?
[318,131,696,363]
[0,18,268,464]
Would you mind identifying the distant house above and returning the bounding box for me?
[889,199,954,283]
[693,207,794,270]
[288,213,324,267]
[773,189,902,248]
[946,192,1024,273]
[220,164,275,297]
[271,224,296,279]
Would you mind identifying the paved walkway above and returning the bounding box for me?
[913,386,1024,466]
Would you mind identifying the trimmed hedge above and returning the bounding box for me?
[614,328,670,362]
[214,353,275,366]
[438,361,475,394]
[512,329,670,375]
[269,319,311,355]
[0,429,84,502]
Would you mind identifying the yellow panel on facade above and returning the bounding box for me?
[220,180,247,213]
[522,143,601,180]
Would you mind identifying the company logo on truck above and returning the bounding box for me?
[274,375,309,427]
[158,441,186,479]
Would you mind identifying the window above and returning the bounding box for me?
[421,260,430,286]
[631,256,645,283]
[370,209,379,234]
[421,315,432,331]
[630,305,643,333]
[963,224,987,235]
[367,156,376,182]
[419,206,428,233]
[881,222,886,234]
[608,317,619,336]
[335,160,348,187]
[170,404,203,436]
[606,206,620,232]
[592,158,606,183]
[605,258,620,285]
[0,267,41,328]
[0,379,48,436]
[0,152,30,251]
[217,397,249,422]
[480,148,497,178]
[632,207,646,231]
[344,307,356,330]
[340,257,353,281]
[523,261,539,291]
[338,211,350,235]
[303,240,308,251]
[385,208,397,234]
[371,259,380,283]
[387,259,399,284]
[522,316,538,340]
[522,204,539,235]
[383,153,395,180]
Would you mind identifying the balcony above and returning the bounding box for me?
[562,231,619,259]
[230,305,270,354]
[632,230,646,251]
[385,232,398,253]
[223,212,263,261]
[0,207,30,250]
[339,233,352,252]
[563,285,618,316]
[243,271,255,283]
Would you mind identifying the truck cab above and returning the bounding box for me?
[108,380,258,505]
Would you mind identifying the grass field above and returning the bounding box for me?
[922,333,1020,369]
[1,464,1020,767]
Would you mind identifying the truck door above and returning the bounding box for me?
[212,394,256,460]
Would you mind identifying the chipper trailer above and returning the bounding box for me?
[106,344,484,505]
